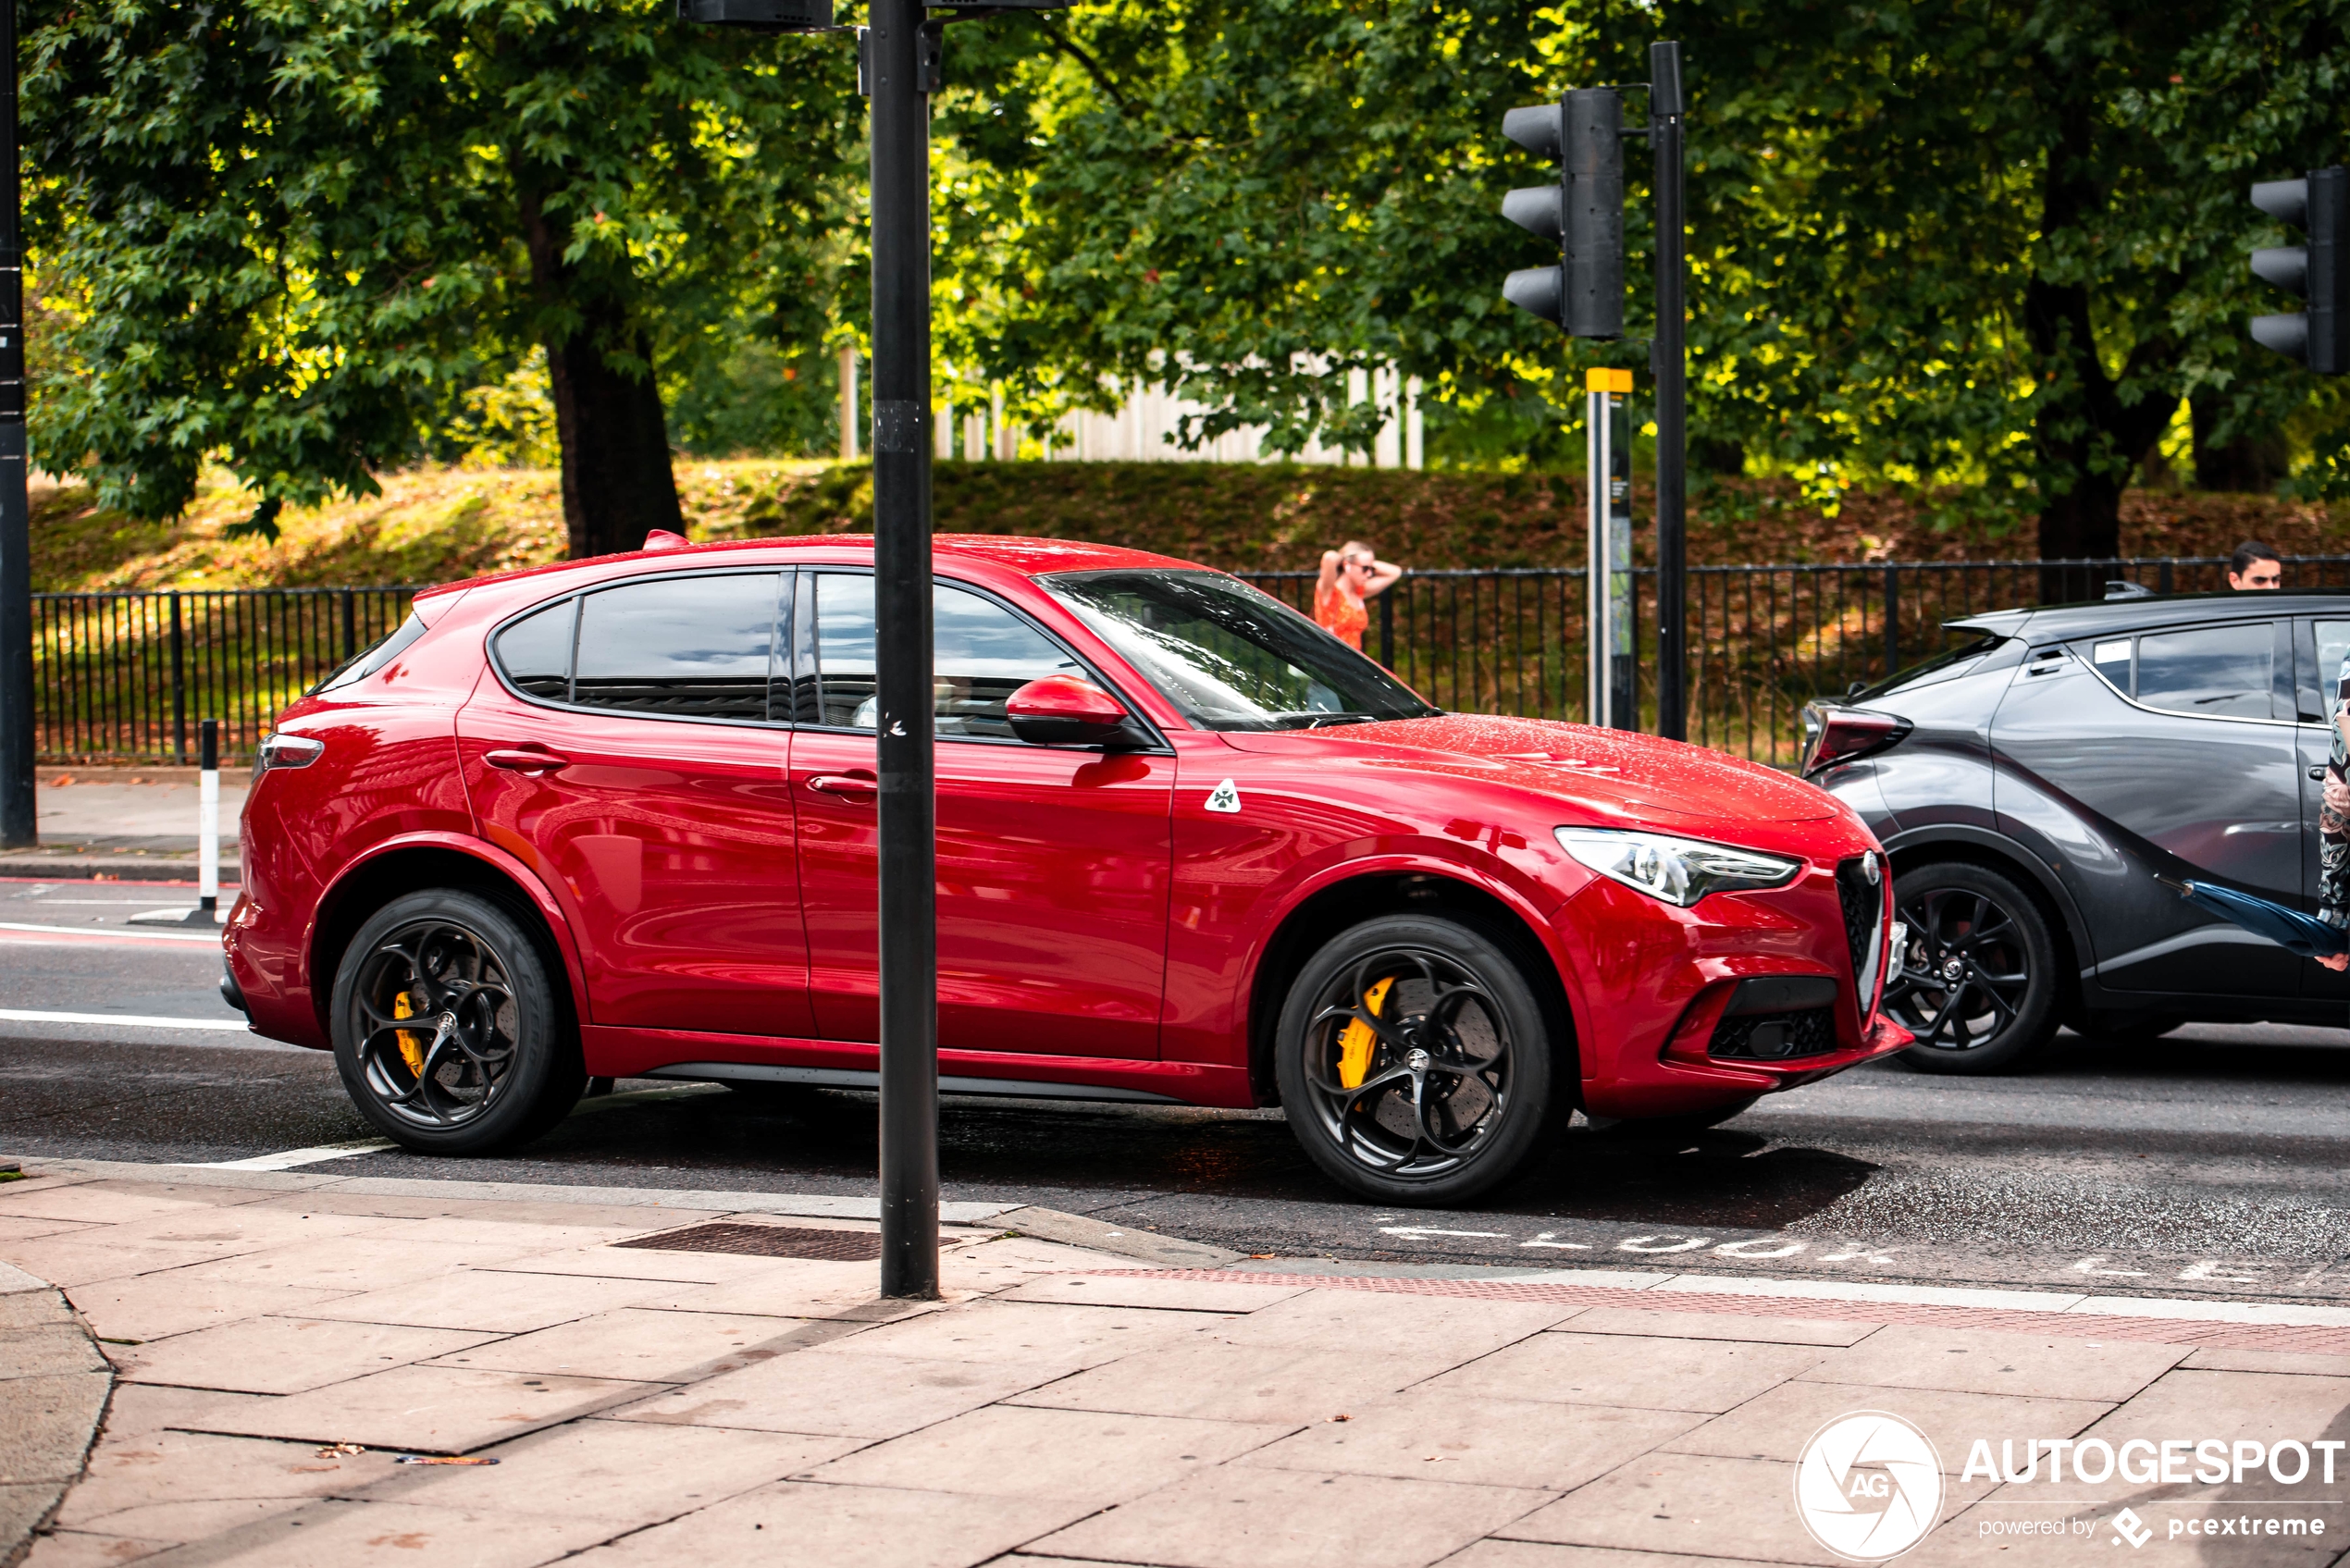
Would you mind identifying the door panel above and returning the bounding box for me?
[1994,622,2300,997]
[790,573,1174,1057]
[459,571,810,1037]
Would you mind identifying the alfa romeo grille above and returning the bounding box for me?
[1835,858,1883,1021]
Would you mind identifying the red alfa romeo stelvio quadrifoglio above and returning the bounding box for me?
[225,534,1910,1204]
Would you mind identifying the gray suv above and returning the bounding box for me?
[1803,590,2350,1072]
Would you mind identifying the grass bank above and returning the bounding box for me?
[30,458,2344,593]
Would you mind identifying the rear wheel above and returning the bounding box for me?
[330,890,583,1153]
[1275,915,1554,1205]
[1885,863,2058,1074]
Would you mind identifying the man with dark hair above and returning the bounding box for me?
[2229,540,2282,590]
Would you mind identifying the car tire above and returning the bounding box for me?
[1885,862,2059,1075]
[1275,914,1555,1205]
[330,889,583,1154]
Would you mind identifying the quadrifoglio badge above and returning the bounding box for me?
[1795,1413,2344,1559]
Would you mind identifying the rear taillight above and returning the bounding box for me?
[1800,706,1911,776]
[257,733,325,775]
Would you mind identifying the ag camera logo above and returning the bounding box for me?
[1795,1412,1946,1561]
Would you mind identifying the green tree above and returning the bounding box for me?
[27,0,862,556]
[934,0,2348,554]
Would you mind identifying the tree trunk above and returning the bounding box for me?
[520,186,684,559]
[2024,84,2177,602]
[2190,393,2289,493]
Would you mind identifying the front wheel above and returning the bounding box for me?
[330,889,583,1154]
[1275,915,1555,1205]
[1884,862,2058,1074]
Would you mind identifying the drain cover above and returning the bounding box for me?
[613,1222,883,1261]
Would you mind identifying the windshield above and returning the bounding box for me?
[1038,569,1439,731]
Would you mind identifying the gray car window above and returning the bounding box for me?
[2316,622,2350,717]
[811,573,1082,736]
[2133,623,2274,720]
[572,574,781,721]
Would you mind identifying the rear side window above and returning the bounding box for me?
[2131,623,2274,719]
[572,574,782,720]
[492,574,784,721]
[494,599,576,702]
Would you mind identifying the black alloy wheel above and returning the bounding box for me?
[1276,914,1554,1204]
[330,889,582,1153]
[1884,862,2058,1074]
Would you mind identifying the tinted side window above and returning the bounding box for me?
[935,586,1082,737]
[572,574,781,721]
[495,599,577,702]
[2134,623,2274,720]
[812,574,876,727]
[2315,621,2350,719]
[810,574,1085,736]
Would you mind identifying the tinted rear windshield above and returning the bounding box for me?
[1038,569,1438,731]
[1847,632,2007,704]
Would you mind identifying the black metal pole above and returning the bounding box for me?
[868,0,939,1301]
[1649,40,1687,743]
[0,0,29,846]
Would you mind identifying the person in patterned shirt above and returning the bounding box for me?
[2320,648,2350,971]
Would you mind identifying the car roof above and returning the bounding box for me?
[1951,588,2350,644]
[416,532,1204,603]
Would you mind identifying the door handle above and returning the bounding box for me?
[806,772,878,799]
[485,747,569,774]
[2313,767,2328,781]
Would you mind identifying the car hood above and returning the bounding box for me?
[1218,713,1841,828]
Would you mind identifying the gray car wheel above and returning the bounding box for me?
[1885,862,2058,1073]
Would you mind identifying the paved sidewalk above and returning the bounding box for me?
[2,1157,2346,1568]
[3,771,249,882]
[0,1241,110,1562]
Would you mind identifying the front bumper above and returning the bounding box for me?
[1551,857,1909,1118]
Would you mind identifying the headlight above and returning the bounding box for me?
[1554,826,1802,907]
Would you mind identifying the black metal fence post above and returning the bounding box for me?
[1882,562,1899,681]
[1379,586,1395,670]
[169,591,187,763]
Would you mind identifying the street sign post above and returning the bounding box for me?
[681,0,1068,1302]
[1501,41,1688,741]
[1585,368,1635,730]
[0,0,29,849]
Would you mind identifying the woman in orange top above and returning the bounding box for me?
[1314,540,1403,652]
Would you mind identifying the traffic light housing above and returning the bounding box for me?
[1502,89,1624,339]
[675,0,834,27]
[2250,167,2345,376]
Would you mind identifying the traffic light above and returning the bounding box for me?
[674,0,834,27]
[2249,167,2345,376]
[1502,89,1624,339]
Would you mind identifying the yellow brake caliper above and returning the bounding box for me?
[1337,976,1395,1090]
[393,990,426,1077]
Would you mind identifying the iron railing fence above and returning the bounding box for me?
[32,587,421,764]
[1242,553,2350,769]
[29,556,2348,767]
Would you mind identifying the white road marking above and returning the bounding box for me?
[0,920,220,944]
[1379,1226,1508,1240]
[179,1139,396,1171]
[0,1008,247,1031]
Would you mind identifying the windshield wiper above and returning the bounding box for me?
[1265,711,1379,730]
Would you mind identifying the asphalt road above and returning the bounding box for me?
[5,877,2348,1305]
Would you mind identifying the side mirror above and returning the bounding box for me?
[1006,674,1138,746]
